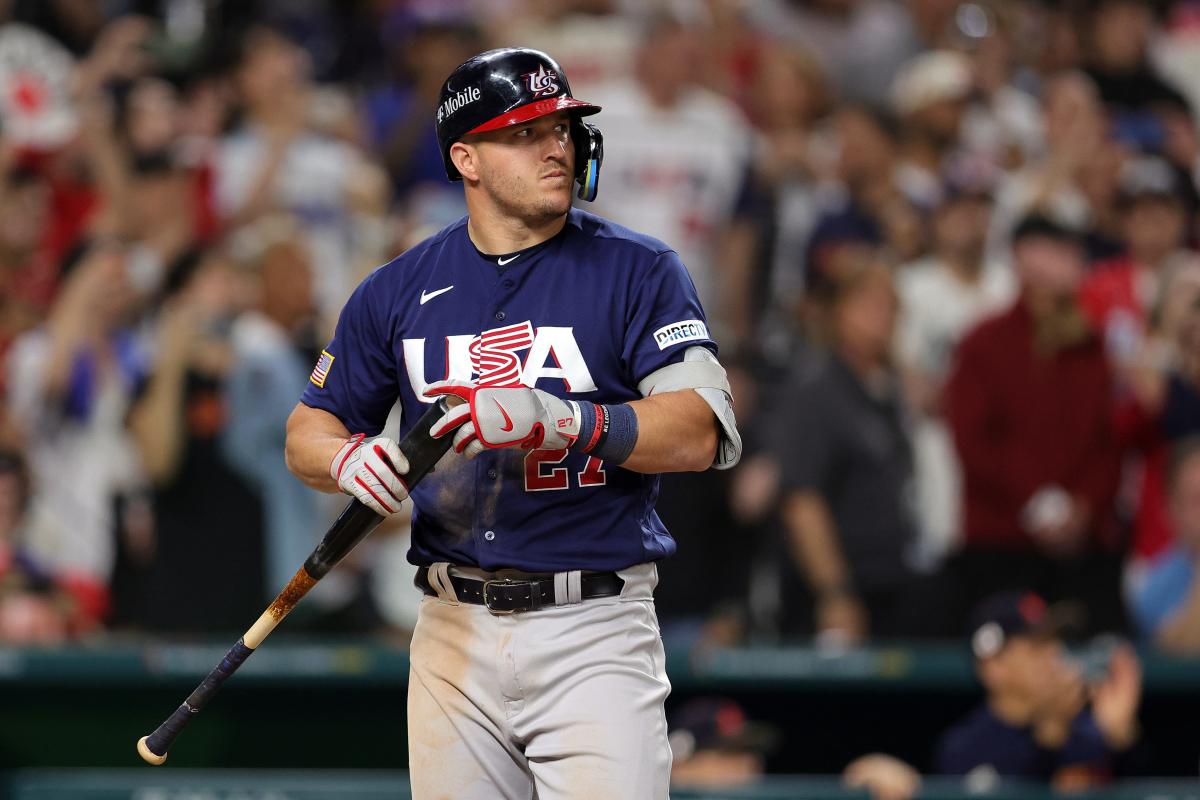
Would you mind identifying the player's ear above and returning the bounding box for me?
[450,140,481,183]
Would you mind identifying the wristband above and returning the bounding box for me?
[572,402,638,464]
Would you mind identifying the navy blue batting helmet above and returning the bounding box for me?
[436,47,604,201]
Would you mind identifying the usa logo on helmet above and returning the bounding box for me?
[523,64,560,98]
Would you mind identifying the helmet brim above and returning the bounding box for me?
[466,96,601,135]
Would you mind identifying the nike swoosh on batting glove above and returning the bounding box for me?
[426,380,581,459]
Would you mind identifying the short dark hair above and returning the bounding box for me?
[1168,436,1200,495]
[1011,214,1084,247]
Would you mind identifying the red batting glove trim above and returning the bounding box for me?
[365,462,404,504]
[355,475,395,514]
[331,433,366,480]
[520,422,546,450]
[425,382,475,403]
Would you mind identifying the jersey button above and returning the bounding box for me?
[495,311,506,321]
[502,279,514,289]
[484,530,496,541]
[486,468,498,479]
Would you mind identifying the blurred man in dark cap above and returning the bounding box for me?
[946,214,1123,635]
[936,590,1141,789]
[668,696,777,789]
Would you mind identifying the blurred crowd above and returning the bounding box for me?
[0,0,1197,681]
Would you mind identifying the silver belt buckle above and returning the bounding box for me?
[482,578,522,615]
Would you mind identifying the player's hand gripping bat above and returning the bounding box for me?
[136,396,460,765]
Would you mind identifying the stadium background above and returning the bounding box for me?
[0,0,1199,797]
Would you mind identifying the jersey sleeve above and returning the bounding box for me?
[621,249,717,385]
[299,269,399,436]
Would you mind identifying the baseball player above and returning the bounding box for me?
[284,48,741,799]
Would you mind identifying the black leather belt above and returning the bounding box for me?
[415,566,624,614]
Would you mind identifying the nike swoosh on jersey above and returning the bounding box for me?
[494,398,515,431]
[497,254,520,265]
[419,285,454,305]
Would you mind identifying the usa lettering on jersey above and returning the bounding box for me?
[403,322,598,398]
[470,321,535,387]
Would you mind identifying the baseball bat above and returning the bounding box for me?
[137,396,459,765]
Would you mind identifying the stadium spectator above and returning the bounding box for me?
[213,24,387,326]
[0,447,81,643]
[0,164,56,371]
[5,243,146,622]
[771,247,924,642]
[805,106,925,290]
[1082,161,1200,574]
[222,217,324,597]
[1113,261,1200,583]
[1084,0,1192,122]
[755,0,921,110]
[1082,158,1196,368]
[495,0,636,93]
[739,40,830,348]
[1133,437,1200,652]
[890,50,973,210]
[668,696,776,790]
[958,3,1044,174]
[896,180,1014,568]
[945,215,1124,636]
[988,72,1123,261]
[585,11,755,336]
[1159,271,1200,444]
[363,17,480,226]
[843,753,921,800]
[123,249,264,633]
[936,591,1142,788]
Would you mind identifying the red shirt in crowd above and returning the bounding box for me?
[1080,257,1174,560]
[946,298,1122,549]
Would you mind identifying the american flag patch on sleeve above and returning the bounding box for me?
[310,350,335,388]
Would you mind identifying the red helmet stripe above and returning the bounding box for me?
[466,96,600,135]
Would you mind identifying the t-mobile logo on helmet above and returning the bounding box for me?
[438,85,481,122]
[523,64,560,98]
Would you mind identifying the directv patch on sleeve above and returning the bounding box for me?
[653,319,709,350]
[310,350,335,388]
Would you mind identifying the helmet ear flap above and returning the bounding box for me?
[573,121,603,202]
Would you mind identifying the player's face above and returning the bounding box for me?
[469,111,575,224]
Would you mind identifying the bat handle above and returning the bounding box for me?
[137,638,255,764]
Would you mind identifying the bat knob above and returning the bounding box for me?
[137,735,168,765]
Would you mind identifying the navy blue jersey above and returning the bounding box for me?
[300,208,716,572]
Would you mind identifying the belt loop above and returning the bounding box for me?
[429,562,459,604]
[554,571,569,605]
[567,570,582,605]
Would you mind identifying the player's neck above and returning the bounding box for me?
[466,207,568,255]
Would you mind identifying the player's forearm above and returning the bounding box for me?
[620,390,718,473]
[284,402,353,492]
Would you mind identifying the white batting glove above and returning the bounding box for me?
[329,433,411,516]
[426,380,581,459]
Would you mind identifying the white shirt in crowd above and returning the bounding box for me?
[6,331,143,583]
[585,80,753,318]
[896,256,1016,567]
[214,128,363,318]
